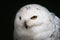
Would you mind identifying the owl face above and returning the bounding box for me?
[14,4,57,40]
[15,4,52,29]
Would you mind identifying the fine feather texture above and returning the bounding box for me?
[14,4,60,40]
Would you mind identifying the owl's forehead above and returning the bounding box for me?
[19,4,41,15]
[21,4,41,9]
[20,7,40,17]
[17,4,49,18]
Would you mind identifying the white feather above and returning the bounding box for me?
[14,4,60,40]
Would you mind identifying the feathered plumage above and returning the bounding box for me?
[14,4,60,40]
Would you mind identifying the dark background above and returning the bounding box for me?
[1,0,60,40]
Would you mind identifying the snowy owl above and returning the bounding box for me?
[14,4,60,40]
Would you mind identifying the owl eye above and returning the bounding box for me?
[30,16,37,20]
[19,16,21,20]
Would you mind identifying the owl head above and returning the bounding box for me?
[14,4,53,29]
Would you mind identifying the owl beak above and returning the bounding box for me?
[24,21,28,29]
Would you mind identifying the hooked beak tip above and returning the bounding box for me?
[24,21,28,29]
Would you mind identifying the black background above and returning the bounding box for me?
[1,0,60,40]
